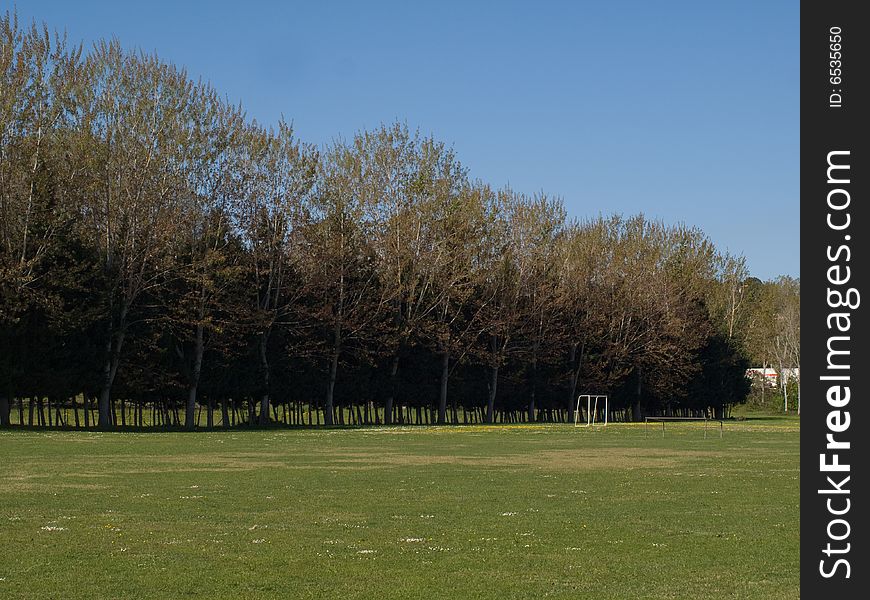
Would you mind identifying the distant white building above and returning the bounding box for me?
[746,367,778,387]
[745,367,800,388]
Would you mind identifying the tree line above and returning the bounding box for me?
[0,14,799,429]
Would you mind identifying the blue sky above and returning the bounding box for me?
[9,1,799,279]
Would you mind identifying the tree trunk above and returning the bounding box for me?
[527,358,538,423]
[221,398,231,429]
[325,315,342,427]
[185,322,205,430]
[325,350,340,427]
[0,396,9,426]
[258,334,271,426]
[631,365,643,422]
[98,307,127,429]
[486,364,499,424]
[185,385,199,430]
[437,351,449,425]
[567,342,585,423]
[98,367,113,428]
[384,354,399,425]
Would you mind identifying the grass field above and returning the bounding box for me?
[0,420,799,599]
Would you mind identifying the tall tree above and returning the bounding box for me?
[707,254,750,340]
[235,120,316,425]
[496,190,565,423]
[167,83,246,429]
[1,15,86,424]
[425,179,490,424]
[555,218,610,422]
[77,41,192,427]
[361,123,466,424]
[305,138,383,425]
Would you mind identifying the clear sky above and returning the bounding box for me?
[8,0,799,280]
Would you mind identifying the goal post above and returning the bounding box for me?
[644,416,724,439]
[574,394,608,428]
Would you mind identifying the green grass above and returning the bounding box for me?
[0,421,799,599]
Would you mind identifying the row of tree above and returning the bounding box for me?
[0,14,798,429]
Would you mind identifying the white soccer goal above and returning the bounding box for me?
[644,416,724,439]
[574,394,608,428]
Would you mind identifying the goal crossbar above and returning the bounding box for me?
[574,394,608,428]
